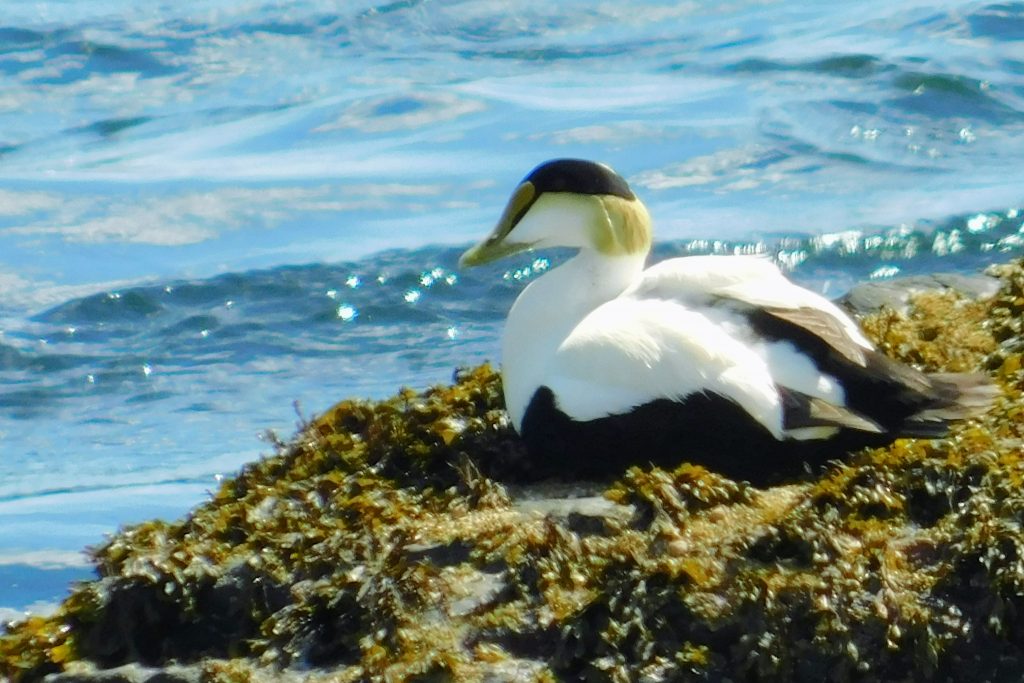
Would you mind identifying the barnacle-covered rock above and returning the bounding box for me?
[3,259,1024,683]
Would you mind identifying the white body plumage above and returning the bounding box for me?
[502,252,859,440]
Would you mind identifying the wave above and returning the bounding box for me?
[3,211,1021,416]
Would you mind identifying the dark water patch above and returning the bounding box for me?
[890,71,1023,122]
[90,362,158,385]
[38,290,165,324]
[28,353,94,374]
[168,12,349,49]
[373,96,424,117]
[240,21,319,37]
[0,344,26,371]
[0,25,74,71]
[206,321,268,340]
[758,125,909,174]
[375,6,655,64]
[79,417,121,425]
[759,101,991,175]
[967,3,1024,40]
[741,146,793,170]
[895,72,990,98]
[0,344,92,374]
[174,403,217,413]
[165,278,241,306]
[810,138,941,174]
[347,303,443,325]
[17,38,182,85]
[63,41,179,77]
[728,54,890,79]
[359,0,425,19]
[700,34,764,54]
[126,391,175,405]
[828,99,881,116]
[460,38,666,62]
[449,21,540,45]
[0,387,65,417]
[179,102,302,133]
[821,152,871,166]
[85,116,152,138]
[158,315,221,338]
[812,54,891,78]
[0,26,46,49]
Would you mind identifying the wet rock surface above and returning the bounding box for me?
[840,271,1002,314]
[45,662,203,683]
[3,259,1024,682]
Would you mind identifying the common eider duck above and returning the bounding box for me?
[460,159,995,484]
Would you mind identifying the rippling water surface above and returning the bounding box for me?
[1,0,1023,616]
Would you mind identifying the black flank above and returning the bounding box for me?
[518,386,896,485]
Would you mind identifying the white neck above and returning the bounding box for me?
[501,248,647,428]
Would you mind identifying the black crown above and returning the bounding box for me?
[523,159,634,200]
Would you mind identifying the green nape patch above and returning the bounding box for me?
[3,260,1024,682]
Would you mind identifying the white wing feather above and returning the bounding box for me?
[546,298,786,437]
[628,255,874,352]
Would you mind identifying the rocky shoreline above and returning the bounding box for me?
[3,260,1024,682]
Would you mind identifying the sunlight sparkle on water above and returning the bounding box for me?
[869,265,901,279]
[775,250,808,271]
[967,213,999,234]
[932,230,965,256]
[336,304,357,321]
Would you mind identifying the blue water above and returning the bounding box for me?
[1,0,1023,619]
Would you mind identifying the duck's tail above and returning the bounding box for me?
[896,372,999,438]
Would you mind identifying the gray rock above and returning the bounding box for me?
[448,569,507,617]
[513,495,632,535]
[45,662,201,683]
[481,657,550,682]
[45,661,312,683]
[840,272,1001,315]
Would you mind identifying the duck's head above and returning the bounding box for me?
[459,159,652,267]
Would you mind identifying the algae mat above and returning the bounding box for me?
[3,261,1024,682]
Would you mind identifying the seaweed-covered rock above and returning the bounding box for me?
[3,259,1024,682]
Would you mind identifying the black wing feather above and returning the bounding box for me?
[759,306,868,366]
[742,305,992,435]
